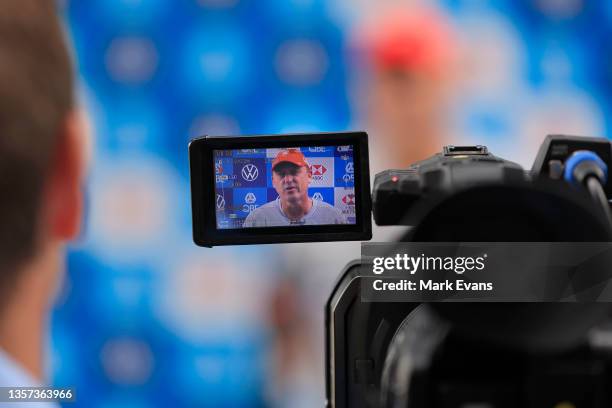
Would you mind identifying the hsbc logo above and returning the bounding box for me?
[312,192,324,201]
[342,194,355,205]
[309,147,326,153]
[311,164,327,176]
[345,162,354,174]
[245,192,257,204]
[216,194,226,209]
[241,164,259,181]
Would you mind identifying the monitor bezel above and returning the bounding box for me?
[189,131,372,247]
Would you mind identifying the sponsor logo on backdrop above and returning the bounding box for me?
[245,192,257,204]
[309,158,334,187]
[241,164,259,181]
[335,187,356,217]
[342,162,355,183]
[337,146,351,152]
[243,192,259,213]
[342,193,355,205]
[309,147,326,153]
[312,192,324,201]
[240,149,258,154]
[215,160,229,183]
[311,164,327,176]
[216,194,226,210]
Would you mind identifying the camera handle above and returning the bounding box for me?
[564,150,612,225]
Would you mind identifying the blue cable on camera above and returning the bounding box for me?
[563,150,608,185]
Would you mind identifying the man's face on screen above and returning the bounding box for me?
[272,163,311,204]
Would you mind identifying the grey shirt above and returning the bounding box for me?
[243,197,347,227]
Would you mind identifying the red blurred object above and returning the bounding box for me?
[356,6,455,75]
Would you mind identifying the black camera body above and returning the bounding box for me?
[326,135,612,408]
[188,131,612,408]
[373,136,612,226]
[372,145,524,225]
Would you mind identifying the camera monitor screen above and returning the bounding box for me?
[189,132,371,246]
[214,146,356,229]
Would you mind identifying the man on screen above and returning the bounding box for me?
[243,149,347,227]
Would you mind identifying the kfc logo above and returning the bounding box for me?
[312,192,324,201]
[311,164,327,176]
[216,194,226,209]
[245,192,257,204]
[342,194,355,205]
[241,164,259,181]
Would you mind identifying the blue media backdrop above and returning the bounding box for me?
[214,146,356,228]
[52,0,612,407]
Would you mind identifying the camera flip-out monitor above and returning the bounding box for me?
[189,131,372,247]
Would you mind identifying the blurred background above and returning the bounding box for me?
[52,0,612,406]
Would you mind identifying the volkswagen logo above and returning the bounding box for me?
[216,194,226,209]
[241,164,259,181]
[245,192,257,204]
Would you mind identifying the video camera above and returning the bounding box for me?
[189,132,612,407]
